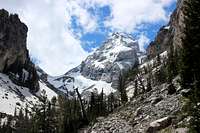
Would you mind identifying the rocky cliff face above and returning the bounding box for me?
[171,0,185,49]
[0,9,39,92]
[147,25,173,58]
[147,0,186,58]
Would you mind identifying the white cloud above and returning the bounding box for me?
[138,34,150,52]
[66,0,98,33]
[66,0,175,34]
[104,0,174,32]
[0,0,88,76]
[64,0,175,51]
[0,0,175,75]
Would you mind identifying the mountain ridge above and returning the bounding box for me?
[38,32,145,96]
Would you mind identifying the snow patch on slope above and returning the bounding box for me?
[47,72,115,95]
[0,73,57,115]
[0,73,39,115]
[69,72,114,95]
[36,81,57,100]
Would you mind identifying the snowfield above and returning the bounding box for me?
[47,72,115,95]
[0,73,57,115]
[36,80,57,100]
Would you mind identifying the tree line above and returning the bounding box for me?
[0,88,121,133]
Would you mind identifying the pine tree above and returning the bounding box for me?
[99,88,106,116]
[146,78,152,92]
[107,92,114,113]
[118,73,128,104]
[167,45,178,83]
[15,108,27,133]
[89,92,97,121]
[155,66,167,84]
[133,79,138,97]
[156,54,161,66]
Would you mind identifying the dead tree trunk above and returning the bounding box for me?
[75,88,88,124]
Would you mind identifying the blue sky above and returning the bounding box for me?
[78,2,176,52]
[0,0,176,76]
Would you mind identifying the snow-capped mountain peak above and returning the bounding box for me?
[43,33,145,96]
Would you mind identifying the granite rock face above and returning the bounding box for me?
[147,0,186,58]
[0,9,39,92]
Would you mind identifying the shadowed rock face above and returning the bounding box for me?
[147,26,173,58]
[0,9,28,72]
[0,9,39,92]
[147,0,186,58]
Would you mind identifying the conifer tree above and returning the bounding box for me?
[167,45,178,83]
[15,108,25,133]
[107,92,114,113]
[146,78,152,92]
[133,79,138,97]
[156,54,161,66]
[118,73,128,104]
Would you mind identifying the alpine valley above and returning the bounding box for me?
[0,0,200,132]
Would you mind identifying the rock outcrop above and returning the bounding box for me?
[147,25,173,58]
[147,0,186,58]
[0,9,39,92]
[146,116,173,133]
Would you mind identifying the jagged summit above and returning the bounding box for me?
[103,32,139,51]
[85,32,139,70]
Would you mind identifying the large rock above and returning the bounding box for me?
[146,117,173,133]
[0,9,39,92]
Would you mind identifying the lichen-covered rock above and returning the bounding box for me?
[0,9,39,92]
